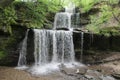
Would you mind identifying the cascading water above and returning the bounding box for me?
[33,29,75,65]
[33,30,52,65]
[29,30,79,75]
[52,30,75,63]
[54,13,72,29]
[54,2,75,30]
[90,33,94,46]
[80,32,84,62]
[16,29,29,70]
[18,29,29,66]
[16,2,84,75]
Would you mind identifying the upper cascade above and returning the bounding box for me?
[53,2,76,30]
[54,12,72,29]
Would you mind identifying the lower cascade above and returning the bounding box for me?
[16,29,84,75]
[34,29,75,64]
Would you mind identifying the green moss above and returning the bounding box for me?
[0,50,6,59]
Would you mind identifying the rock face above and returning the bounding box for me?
[73,32,120,64]
[0,25,27,66]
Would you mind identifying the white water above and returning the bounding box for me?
[80,32,84,62]
[34,30,51,65]
[52,30,75,63]
[54,12,72,29]
[17,29,29,67]
[54,2,75,30]
[15,29,29,70]
[29,29,81,75]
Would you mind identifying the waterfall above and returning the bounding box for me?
[33,30,75,64]
[18,29,29,67]
[34,29,52,65]
[52,30,75,63]
[80,32,84,62]
[29,30,78,75]
[16,2,84,75]
[90,33,94,46]
[54,2,75,30]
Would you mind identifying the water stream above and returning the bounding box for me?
[80,32,84,62]
[18,29,29,67]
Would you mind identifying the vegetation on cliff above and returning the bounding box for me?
[0,0,63,34]
[83,0,120,35]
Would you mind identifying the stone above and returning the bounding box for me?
[112,73,120,79]
[85,70,102,80]
[100,76,116,80]
[75,67,87,75]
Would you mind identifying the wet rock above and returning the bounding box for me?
[74,28,89,33]
[101,76,116,80]
[85,70,102,80]
[59,64,68,75]
[75,67,87,75]
[112,73,120,79]
[113,62,118,65]
[79,77,89,80]
[56,28,69,30]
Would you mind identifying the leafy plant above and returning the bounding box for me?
[13,0,62,28]
[73,0,99,12]
[0,6,17,34]
[86,2,120,34]
[86,5,112,33]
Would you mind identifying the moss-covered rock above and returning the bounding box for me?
[0,25,27,66]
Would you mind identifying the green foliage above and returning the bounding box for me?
[90,5,112,25]
[73,0,99,12]
[80,0,98,12]
[99,5,112,23]
[86,3,119,33]
[13,0,62,28]
[73,0,119,12]
[0,6,17,34]
[0,0,63,33]
[109,0,119,4]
